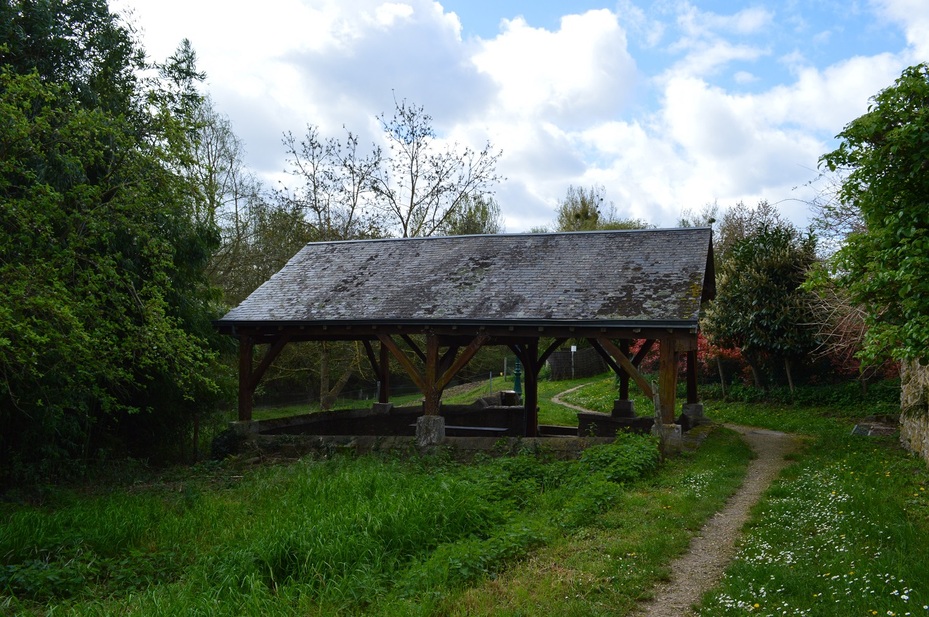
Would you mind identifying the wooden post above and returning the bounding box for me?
[619,339,631,400]
[523,339,540,437]
[379,341,390,404]
[686,349,699,405]
[238,335,254,422]
[422,333,441,416]
[658,337,678,424]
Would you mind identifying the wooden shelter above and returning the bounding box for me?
[214,228,715,441]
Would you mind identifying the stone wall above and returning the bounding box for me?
[900,359,929,466]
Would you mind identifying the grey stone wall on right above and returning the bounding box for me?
[900,359,929,466]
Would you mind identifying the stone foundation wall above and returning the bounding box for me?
[900,359,929,466]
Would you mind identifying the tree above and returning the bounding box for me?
[371,98,502,237]
[440,194,504,235]
[281,125,385,242]
[703,203,819,389]
[553,185,648,232]
[818,63,929,364]
[0,2,224,476]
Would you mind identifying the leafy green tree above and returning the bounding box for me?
[703,204,819,388]
[552,185,648,232]
[0,1,224,476]
[440,194,504,235]
[818,63,929,364]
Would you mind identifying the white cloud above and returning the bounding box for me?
[472,10,638,126]
[872,0,929,60]
[113,0,924,233]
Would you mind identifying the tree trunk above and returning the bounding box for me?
[784,357,795,396]
[716,356,727,397]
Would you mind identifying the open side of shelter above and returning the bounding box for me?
[213,228,716,445]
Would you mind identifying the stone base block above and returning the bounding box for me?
[651,422,683,452]
[416,415,446,446]
[682,403,706,424]
[612,399,636,418]
[371,402,394,415]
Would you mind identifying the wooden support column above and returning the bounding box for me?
[379,341,391,404]
[422,333,441,416]
[686,349,699,405]
[619,339,631,400]
[238,334,291,422]
[523,339,540,437]
[238,335,255,422]
[658,337,678,424]
[510,338,563,437]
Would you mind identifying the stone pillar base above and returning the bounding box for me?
[372,402,394,415]
[652,422,683,452]
[682,403,706,424]
[612,399,636,418]
[416,415,446,446]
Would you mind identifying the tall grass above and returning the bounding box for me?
[0,433,665,615]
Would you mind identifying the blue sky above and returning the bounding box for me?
[115,0,928,231]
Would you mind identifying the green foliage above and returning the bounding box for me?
[0,433,662,613]
[439,194,504,236]
[698,404,929,617]
[0,1,227,478]
[818,63,929,364]
[552,184,649,232]
[703,203,819,386]
[578,433,661,484]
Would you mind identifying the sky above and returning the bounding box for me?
[112,0,929,232]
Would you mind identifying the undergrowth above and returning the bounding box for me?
[0,434,662,615]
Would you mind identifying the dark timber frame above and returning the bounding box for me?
[216,229,716,437]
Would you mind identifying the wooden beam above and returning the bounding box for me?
[362,339,379,375]
[439,345,459,378]
[437,334,489,391]
[588,338,624,377]
[378,334,425,392]
[631,339,656,367]
[595,337,655,400]
[400,334,426,362]
[248,334,291,391]
[538,338,568,367]
[524,339,540,437]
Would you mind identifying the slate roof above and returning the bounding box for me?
[216,228,714,330]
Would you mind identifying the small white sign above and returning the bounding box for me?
[570,345,577,353]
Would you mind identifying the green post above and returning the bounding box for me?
[513,358,522,396]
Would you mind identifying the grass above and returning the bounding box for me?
[694,400,929,617]
[3,374,925,616]
[251,374,601,426]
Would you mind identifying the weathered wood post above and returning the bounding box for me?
[416,332,445,445]
[238,334,254,422]
[653,336,682,451]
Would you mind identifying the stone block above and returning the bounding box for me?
[416,415,446,446]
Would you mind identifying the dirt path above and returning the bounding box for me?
[551,385,797,616]
[550,382,595,412]
[634,424,797,617]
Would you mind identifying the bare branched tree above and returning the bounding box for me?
[371,99,503,237]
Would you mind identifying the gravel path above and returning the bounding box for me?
[634,424,797,617]
[551,385,797,616]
